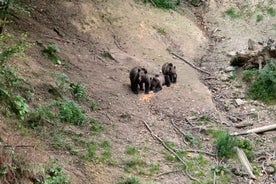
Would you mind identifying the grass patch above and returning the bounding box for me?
[90,100,98,111]
[90,118,104,134]
[125,146,139,155]
[256,14,264,22]
[267,7,276,16]
[242,69,258,83]
[223,7,242,19]
[69,82,86,99]
[116,176,141,184]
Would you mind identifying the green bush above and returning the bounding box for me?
[246,60,276,104]
[58,100,87,125]
[267,7,276,16]
[44,165,69,184]
[216,131,237,159]
[242,69,258,83]
[69,82,85,99]
[143,0,180,9]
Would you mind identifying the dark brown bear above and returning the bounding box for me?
[150,74,171,93]
[162,62,177,83]
[129,66,150,94]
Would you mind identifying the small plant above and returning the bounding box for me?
[237,139,254,161]
[100,140,111,149]
[55,73,70,92]
[69,82,85,99]
[42,43,61,64]
[256,14,264,22]
[116,176,140,184]
[90,118,103,134]
[90,100,98,111]
[83,143,97,161]
[216,131,237,159]
[149,163,160,174]
[27,105,55,127]
[124,157,147,174]
[229,72,237,80]
[44,164,69,184]
[58,99,87,125]
[143,0,180,9]
[267,7,276,16]
[154,26,166,35]
[125,146,139,155]
[224,8,242,19]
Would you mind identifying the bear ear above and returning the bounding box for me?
[142,68,147,74]
[168,63,173,67]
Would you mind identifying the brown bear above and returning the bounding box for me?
[162,62,177,83]
[150,74,171,93]
[129,66,150,94]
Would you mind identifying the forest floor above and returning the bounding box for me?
[0,0,275,183]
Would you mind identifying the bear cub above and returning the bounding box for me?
[162,62,177,83]
[129,66,150,94]
[150,74,171,93]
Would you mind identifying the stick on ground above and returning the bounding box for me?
[143,121,201,183]
[171,52,212,75]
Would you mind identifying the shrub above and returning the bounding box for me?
[256,14,264,22]
[242,69,258,83]
[44,165,69,184]
[216,131,237,159]
[246,60,276,104]
[58,100,87,125]
[69,82,85,99]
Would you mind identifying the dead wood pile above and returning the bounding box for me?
[230,38,276,69]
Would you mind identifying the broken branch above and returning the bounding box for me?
[231,124,276,135]
[236,147,256,179]
[171,52,211,75]
[143,121,201,183]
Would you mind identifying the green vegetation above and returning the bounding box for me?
[256,14,264,22]
[90,100,98,111]
[58,99,87,125]
[215,131,237,159]
[267,7,276,16]
[70,82,86,99]
[242,69,258,83]
[154,26,166,35]
[143,0,180,9]
[125,146,139,155]
[0,33,31,119]
[116,176,141,184]
[44,164,69,184]
[42,43,61,64]
[246,60,276,104]
[223,7,242,19]
[90,118,104,134]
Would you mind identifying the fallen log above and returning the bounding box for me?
[236,147,256,179]
[231,124,276,136]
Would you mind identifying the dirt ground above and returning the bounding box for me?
[1,0,275,183]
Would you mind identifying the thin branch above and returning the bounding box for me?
[175,149,216,157]
[171,52,212,75]
[143,121,201,183]
[156,170,181,178]
[231,124,276,135]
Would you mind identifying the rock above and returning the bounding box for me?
[225,66,236,72]
[266,166,275,174]
[234,99,246,106]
